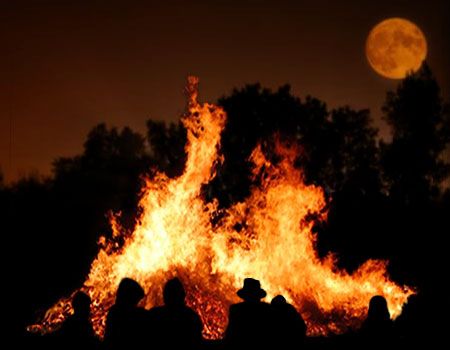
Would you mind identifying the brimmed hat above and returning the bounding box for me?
[237,278,267,300]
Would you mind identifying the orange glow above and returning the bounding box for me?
[30,77,414,338]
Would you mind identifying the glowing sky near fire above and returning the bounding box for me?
[1,0,449,182]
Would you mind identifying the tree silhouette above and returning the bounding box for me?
[212,84,330,205]
[328,107,380,196]
[52,123,150,245]
[318,107,384,268]
[374,67,450,341]
[381,64,450,204]
[213,84,310,204]
[146,120,187,177]
[1,67,449,345]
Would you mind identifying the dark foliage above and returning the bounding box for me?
[2,65,449,344]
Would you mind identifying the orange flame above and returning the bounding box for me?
[30,77,414,338]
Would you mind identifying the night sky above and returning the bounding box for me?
[1,0,449,182]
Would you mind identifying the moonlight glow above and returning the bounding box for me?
[366,18,427,79]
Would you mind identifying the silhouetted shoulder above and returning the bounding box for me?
[225,278,274,349]
[359,295,396,348]
[51,291,99,349]
[146,278,203,349]
[103,278,147,349]
[270,294,306,348]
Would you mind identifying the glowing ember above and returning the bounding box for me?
[30,77,414,339]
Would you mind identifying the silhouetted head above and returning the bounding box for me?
[72,291,91,318]
[237,278,267,302]
[271,295,287,306]
[395,294,421,335]
[367,295,390,322]
[163,278,186,307]
[116,278,145,307]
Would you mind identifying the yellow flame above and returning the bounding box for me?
[31,77,414,339]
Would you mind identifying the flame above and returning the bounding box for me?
[30,77,413,338]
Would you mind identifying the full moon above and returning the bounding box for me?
[366,18,427,79]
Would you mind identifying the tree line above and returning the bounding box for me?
[2,64,449,340]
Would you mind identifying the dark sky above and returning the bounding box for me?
[1,0,449,182]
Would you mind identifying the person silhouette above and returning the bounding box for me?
[224,278,273,350]
[104,278,147,350]
[52,291,99,349]
[270,295,306,349]
[360,295,395,347]
[394,294,423,345]
[147,277,203,350]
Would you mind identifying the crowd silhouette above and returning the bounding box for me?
[7,66,448,347]
[29,276,416,350]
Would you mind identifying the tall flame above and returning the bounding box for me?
[32,77,413,339]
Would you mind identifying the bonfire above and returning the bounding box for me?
[30,77,413,339]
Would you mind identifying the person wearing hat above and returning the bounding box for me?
[224,278,273,349]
